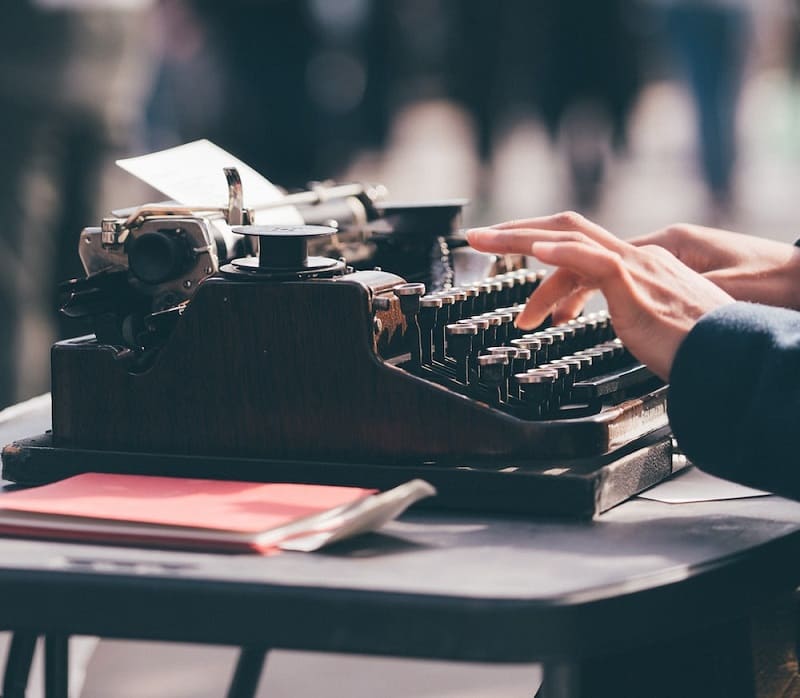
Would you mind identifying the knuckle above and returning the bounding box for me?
[639,243,671,259]
[662,223,692,244]
[605,250,626,275]
[553,210,586,230]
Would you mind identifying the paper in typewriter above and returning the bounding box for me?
[117,139,303,225]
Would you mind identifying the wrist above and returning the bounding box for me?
[787,243,800,309]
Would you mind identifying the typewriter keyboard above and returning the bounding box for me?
[394,269,661,420]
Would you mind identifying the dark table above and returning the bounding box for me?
[1,395,799,698]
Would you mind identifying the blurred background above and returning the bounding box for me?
[0,0,798,694]
[4,0,800,410]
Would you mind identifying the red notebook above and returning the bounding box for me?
[0,473,378,553]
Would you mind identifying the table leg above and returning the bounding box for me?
[226,646,269,698]
[44,634,69,698]
[3,631,38,698]
[536,593,800,698]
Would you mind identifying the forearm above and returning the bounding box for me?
[668,302,800,498]
[632,225,800,310]
[707,244,800,310]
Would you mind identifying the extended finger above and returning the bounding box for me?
[551,288,595,324]
[466,227,593,256]
[489,211,623,249]
[530,241,637,317]
[516,267,583,330]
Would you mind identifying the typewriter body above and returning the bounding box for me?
[2,169,676,518]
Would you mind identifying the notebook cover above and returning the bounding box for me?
[0,473,376,553]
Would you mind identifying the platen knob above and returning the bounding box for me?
[224,224,345,279]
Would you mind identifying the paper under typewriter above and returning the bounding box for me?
[1,142,677,518]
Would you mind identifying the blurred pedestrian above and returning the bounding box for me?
[0,0,153,408]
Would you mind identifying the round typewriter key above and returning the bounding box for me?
[544,329,566,359]
[594,311,612,340]
[393,283,426,319]
[394,282,426,297]
[477,352,508,366]
[460,317,490,329]
[393,284,427,365]
[447,323,478,383]
[565,353,593,378]
[449,289,468,320]
[476,281,493,314]
[486,279,503,311]
[522,270,540,297]
[418,296,442,365]
[530,331,554,363]
[547,359,571,380]
[480,313,502,347]
[567,318,587,344]
[436,292,456,328]
[553,357,579,389]
[498,275,515,305]
[511,337,542,368]
[516,369,557,417]
[581,348,607,371]
[489,347,522,395]
[551,325,575,354]
[514,347,532,371]
[488,346,518,355]
[459,285,479,316]
[509,271,528,303]
[478,352,510,402]
[493,311,513,343]
[420,296,443,308]
[460,316,490,356]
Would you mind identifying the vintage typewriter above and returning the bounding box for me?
[2,168,676,518]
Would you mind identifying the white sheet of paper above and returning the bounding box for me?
[116,140,302,225]
[638,466,769,504]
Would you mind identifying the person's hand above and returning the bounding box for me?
[466,212,735,380]
[631,223,800,310]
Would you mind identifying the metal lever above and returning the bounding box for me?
[224,167,244,226]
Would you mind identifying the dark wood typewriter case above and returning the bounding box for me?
[3,274,676,518]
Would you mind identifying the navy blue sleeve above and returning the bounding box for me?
[668,302,800,498]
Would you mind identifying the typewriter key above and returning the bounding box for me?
[419,296,443,365]
[516,369,557,417]
[460,316,490,359]
[488,347,523,397]
[431,292,455,362]
[529,332,554,363]
[544,329,566,360]
[497,275,516,306]
[491,311,513,344]
[394,283,427,367]
[459,285,479,317]
[449,289,468,321]
[446,323,478,384]
[478,353,510,403]
[480,313,502,347]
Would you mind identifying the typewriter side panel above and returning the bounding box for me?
[50,277,655,463]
